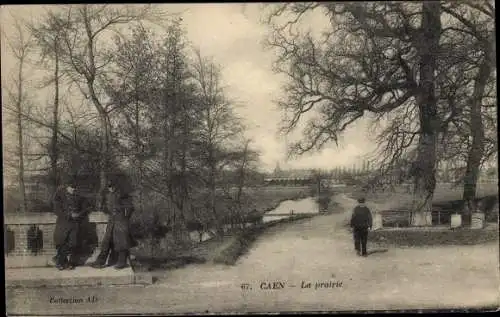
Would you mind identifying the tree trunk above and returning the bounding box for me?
[50,40,60,206]
[236,141,249,207]
[174,114,190,243]
[81,7,110,212]
[165,116,176,239]
[411,1,441,226]
[96,114,110,211]
[135,90,144,214]
[462,59,491,224]
[234,141,250,228]
[16,49,27,214]
[210,163,224,237]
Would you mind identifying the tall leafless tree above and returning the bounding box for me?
[263,2,446,225]
[441,1,496,220]
[34,4,168,210]
[2,12,34,213]
[28,10,72,200]
[191,49,244,236]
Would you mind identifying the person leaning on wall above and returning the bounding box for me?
[52,178,89,270]
[91,180,136,269]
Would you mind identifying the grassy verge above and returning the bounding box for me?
[251,187,311,213]
[131,187,315,272]
[131,214,318,271]
[354,183,498,210]
[369,224,498,247]
[212,214,316,265]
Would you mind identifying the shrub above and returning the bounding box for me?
[480,196,499,223]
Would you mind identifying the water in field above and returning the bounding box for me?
[188,197,319,241]
[262,197,319,223]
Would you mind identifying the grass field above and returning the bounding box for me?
[239,186,311,212]
[344,182,498,228]
[370,223,499,247]
[355,182,498,211]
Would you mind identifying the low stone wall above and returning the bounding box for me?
[4,212,108,266]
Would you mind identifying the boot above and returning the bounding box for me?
[114,251,128,269]
[90,261,107,269]
[67,253,79,270]
[56,262,66,270]
[107,250,118,267]
[90,251,109,269]
[54,252,68,270]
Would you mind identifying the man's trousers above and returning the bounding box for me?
[353,227,369,256]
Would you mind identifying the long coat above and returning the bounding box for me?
[101,191,136,252]
[53,186,88,248]
[350,204,373,229]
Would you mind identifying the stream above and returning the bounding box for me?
[189,196,320,242]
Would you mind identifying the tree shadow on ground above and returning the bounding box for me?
[367,248,389,256]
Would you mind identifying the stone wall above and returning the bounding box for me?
[4,212,108,258]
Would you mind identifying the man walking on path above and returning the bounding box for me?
[91,180,136,269]
[350,197,373,257]
[52,179,88,270]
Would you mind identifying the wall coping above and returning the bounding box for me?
[4,212,108,225]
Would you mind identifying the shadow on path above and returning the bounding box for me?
[367,248,389,256]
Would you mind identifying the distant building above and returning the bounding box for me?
[264,163,315,186]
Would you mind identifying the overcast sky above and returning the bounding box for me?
[1,4,377,173]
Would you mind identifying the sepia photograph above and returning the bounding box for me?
[2,2,498,315]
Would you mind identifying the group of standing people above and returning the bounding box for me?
[52,179,135,270]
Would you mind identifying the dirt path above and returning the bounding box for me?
[7,194,499,314]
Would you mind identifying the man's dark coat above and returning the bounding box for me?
[350,204,373,229]
[100,191,136,252]
[52,186,88,248]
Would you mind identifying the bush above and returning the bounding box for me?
[480,196,499,223]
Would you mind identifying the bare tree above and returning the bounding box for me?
[105,24,158,214]
[2,12,34,213]
[28,10,71,200]
[263,2,445,225]
[409,1,442,225]
[191,49,244,236]
[36,4,168,210]
[441,1,496,220]
[234,138,260,206]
